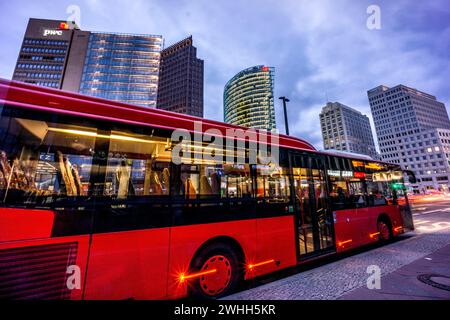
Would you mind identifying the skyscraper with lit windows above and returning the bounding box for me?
[13,18,163,108]
[12,18,79,89]
[78,32,162,108]
[224,65,276,131]
[368,84,450,192]
[157,36,204,117]
[320,102,378,159]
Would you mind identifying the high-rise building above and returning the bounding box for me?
[13,18,163,108]
[156,36,204,117]
[368,84,450,192]
[77,32,162,108]
[224,65,276,131]
[13,18,80,89]
[320,102,378,159]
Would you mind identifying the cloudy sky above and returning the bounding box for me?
[1,0,449,149]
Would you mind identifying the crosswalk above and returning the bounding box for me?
[413,207,450,217]
[414,217,450,233]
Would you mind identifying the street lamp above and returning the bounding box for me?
[279,97,290,136]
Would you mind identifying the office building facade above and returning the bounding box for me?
[13,18,163,108]
[78,32,162,108]
[13,18,78,89]
[320,102,378,159]
[368,85,450,191]
[224,65,276,131]
[156,36,204,117]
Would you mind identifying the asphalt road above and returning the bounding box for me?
[224,196,450,300]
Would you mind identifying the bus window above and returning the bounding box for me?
[222,164,252,199]
[256,165,290,203]
[365,164,406,206]
[174,163,252,200]
[103,130,171,198]
[180,164,199,199]
[366,174,388,206]
[0,113,95,204]
[199,165,222,196]
[180,164,223,199]
[328,172,365,210]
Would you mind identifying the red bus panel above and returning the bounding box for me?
[83,229,170,300]
[0,208,54,242]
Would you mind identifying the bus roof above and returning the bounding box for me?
[318,149,400,168]
[320,150,374,161]
[0,78,315,152]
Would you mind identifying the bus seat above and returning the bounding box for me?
[210,173,220,195]
[200,175,213,195]
[63,157,78,196]
[162,167,170,194]
[184,178,197,200]
[0,150,12,185]
[71,164,83,196]
[150,171,163,195]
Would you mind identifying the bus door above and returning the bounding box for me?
[291,154,335,258]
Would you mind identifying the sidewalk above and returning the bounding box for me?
[340,244,450,300]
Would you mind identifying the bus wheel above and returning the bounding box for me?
[377,219,392,241]
[190,243,242,299]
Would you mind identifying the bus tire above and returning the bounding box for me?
[377,216,393,241]
[189,243,242,299]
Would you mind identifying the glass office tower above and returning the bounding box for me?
[224,65,276,131]
[79,32,163,108]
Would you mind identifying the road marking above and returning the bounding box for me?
[415,209,445,216]
[414,220,430,225]
[416,222,450,232]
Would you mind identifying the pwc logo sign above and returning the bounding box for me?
[42,22,72,37]
[43,29,64,37]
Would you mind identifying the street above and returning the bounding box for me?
[225,195,450,300]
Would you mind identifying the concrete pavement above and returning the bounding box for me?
[340,243,450,300]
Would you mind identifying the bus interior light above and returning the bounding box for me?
[48,127,166,145]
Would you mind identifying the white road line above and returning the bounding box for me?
[416,209,443,216]
[416,222,450,232]
[413,220,430,225]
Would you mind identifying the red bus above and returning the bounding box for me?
[0,79,414,300]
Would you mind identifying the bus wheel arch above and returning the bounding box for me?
[188,236,245,298]
[377,214,393,241]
